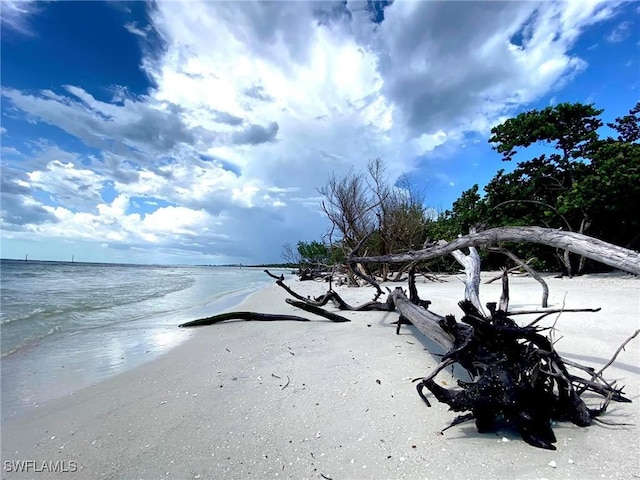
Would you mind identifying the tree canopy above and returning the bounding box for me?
[428,101,639,273]
[306,101,639,275]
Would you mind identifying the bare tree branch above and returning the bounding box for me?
[487,246,549,307]
[349,226,640,275]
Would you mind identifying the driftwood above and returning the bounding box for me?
[450,242,485,316]
[388,272,631,450]
[412,299,630,450]
[349,226,640,275]
[182,270,632,449]
[179,311,313,327]
[284,299,350,323]
[485,259,535,283]
[179,306,350,327]
[269,272,394,312]
[180,228,638,450]
[487,247,549,307]
[498,268,509,311]
[371,232,634,450]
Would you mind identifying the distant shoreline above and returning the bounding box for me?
[1,258,294,269]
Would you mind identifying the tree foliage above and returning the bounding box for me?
[308,101,638,275]
[318,158,430,276]
[297,240,330,266]
[423,101,639,273]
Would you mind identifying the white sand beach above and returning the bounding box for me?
[2,272,639,479]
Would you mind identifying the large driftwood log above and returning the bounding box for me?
[390,287,455,351]
[349,226,640,275]
[390,284,630,450]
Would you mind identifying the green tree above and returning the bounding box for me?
[485,103,606,273]
[480,101,639,273]
[297,240,330,266]
[561,102,640,249]
[487,102,603,228]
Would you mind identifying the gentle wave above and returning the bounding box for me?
[1,261,274,358]
[1,261,279,420]
[1,325,61,358]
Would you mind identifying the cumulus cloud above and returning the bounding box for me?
[1,0,627,263]
[231,122,279,145]
[1,86,202,159]
[1,166,59,228]
[358,0,619,137]
[22,160,104,210]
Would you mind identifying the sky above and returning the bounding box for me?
[1,1,638,265]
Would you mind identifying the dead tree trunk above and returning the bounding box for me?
[349,226,640,275]
[450,245,484,316]
[390,287,455,351]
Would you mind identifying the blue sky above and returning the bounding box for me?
[1,1,638,265]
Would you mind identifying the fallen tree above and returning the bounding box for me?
[348,226,640,275]
[391,283,632,449]
[180,227,639,450]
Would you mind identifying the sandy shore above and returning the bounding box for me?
[2,272,639,479]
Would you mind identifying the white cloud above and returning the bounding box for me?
[606,21,633,43]
[24,160,104,210]
[0,0,627,263]
[0,0,40,36]
[123,21,148,38]
[1,86,204,159]
[366,0,619,137]
[14,194,217,250]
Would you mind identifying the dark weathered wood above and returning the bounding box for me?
[498,268,509,311]
[410,299,631,450]
[521,308,602,327]
[274,278,394,312]
[488,247,549,307]
[285,299,351,322]
[350,226,640,275]
[179,311,311,327]
[263,269,284,281]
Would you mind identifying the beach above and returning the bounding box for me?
[2,272,639,479]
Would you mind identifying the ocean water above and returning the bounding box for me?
[0,259,281,420]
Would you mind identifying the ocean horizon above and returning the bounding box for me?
[0,259,286,420]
